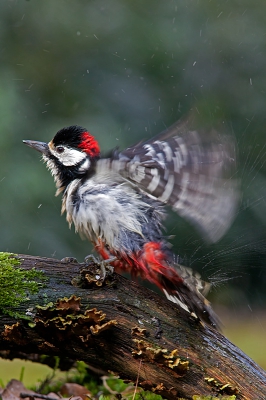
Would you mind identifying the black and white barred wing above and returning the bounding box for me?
[116,117,239,243]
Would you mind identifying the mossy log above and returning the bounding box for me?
[0,253,266,400]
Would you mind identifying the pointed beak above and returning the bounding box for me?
[23,140,49,155]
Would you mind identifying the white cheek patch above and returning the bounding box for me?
[78,157,91,172]
[50,146,87,166]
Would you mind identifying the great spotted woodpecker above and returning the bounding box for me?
[23,115,238,328]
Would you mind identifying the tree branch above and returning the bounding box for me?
[0,253,265,400]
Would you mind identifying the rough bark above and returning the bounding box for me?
[0,254,266,400]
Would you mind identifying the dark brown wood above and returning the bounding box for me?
[0,254,266,400]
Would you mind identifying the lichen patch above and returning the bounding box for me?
[34,295,117,346]
[132,339,189,375]
[204,377,239,396]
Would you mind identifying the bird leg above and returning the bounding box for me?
[83,254,116,285]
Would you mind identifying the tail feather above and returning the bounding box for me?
[95,238,220,329]
[141,242,220,329]
[163,285,220,330]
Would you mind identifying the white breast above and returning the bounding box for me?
[62,173,151,251]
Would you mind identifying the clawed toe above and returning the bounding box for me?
[84,254,116,285]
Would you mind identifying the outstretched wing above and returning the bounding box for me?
[108,115,239,243]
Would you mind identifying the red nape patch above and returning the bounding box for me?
[78,132,100,157]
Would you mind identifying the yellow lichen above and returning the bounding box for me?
[34,296,117,344]
[204,377,239,395]
[132,339,189,375]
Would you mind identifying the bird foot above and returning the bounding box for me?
[83,254,116,286]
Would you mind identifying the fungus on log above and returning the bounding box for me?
[0,253,266,400]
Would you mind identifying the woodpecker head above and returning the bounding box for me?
[23,125,100,191]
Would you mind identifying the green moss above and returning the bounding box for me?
[0,252,46,317]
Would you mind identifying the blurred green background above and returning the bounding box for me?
[0,0,266,371]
